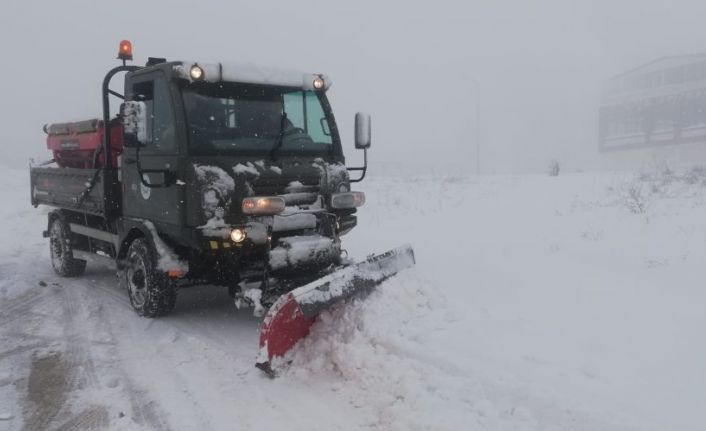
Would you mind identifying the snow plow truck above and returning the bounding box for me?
[29,41,415,374]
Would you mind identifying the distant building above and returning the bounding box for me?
[599,54,706,167]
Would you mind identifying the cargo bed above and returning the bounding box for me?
[30,167,106,215]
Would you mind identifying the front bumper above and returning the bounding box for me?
[269,235,341,272]
[189,212,343,282]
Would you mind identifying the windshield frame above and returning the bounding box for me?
[178,81,343,159]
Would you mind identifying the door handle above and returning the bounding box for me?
[139,169,176,188]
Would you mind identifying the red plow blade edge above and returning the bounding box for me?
[256,244,416,375]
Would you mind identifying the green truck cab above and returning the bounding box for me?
[31,54,372,317]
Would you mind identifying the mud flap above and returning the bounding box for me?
[256,244,415,375]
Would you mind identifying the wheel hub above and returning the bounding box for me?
[127,256,148,307]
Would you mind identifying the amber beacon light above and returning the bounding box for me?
[117,40,133,61]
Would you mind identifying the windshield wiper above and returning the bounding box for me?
[269,112,288,160]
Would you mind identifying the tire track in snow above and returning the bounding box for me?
[0,271,172,430]
[54,405,109,430]
[18,282,107,430]
[72,273,173,430]
[0,287,51,326]
[80,270,255,428]
[45,270,217,429]
[83,273,366,430]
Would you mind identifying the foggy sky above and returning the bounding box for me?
[2,0,706,173]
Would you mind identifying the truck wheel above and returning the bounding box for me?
[49,218,87,277]
[121,238,177,317]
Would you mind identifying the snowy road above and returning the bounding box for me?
[1,167,705,430]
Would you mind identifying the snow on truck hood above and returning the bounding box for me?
[173,61,332,90]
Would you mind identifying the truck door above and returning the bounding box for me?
[122,73,182,225]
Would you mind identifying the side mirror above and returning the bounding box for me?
[354,112,371,149]
[120,101,147,148]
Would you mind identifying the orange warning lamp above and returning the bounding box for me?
[117,40,133,61]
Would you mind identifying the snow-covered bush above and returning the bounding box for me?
[622,183,649,214]
[613,165,706,215]
[682,165,706,185]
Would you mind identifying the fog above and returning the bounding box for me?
[2,0,706,173]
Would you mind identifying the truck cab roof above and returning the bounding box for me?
[133,60,332,91]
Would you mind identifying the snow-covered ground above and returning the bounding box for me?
[1,167,705,430]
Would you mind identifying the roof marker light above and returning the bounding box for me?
[190,64,205,81]
[313,76,325,90]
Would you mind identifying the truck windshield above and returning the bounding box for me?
[182,82,334,156]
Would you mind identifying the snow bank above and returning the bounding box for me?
[282,272,501,430]
[279,168,706,430]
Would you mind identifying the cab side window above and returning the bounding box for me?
[132,78,177,152]
[283,91,333,145]
[304,92,332,144]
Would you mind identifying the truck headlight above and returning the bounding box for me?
[331,191,365,209]
[242,196,286,215]
[230,228,246,243]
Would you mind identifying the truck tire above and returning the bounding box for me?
[49,218,87,277]
[120,237,177,317]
